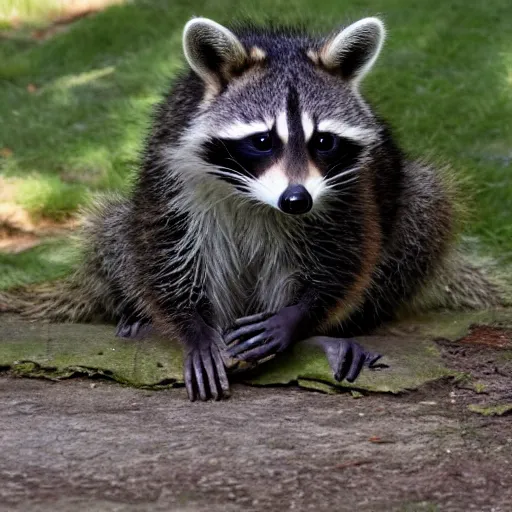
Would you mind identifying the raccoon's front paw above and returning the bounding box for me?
[305,336,384,382]
[225,306,303,362]
[184,323,230,402]
[116,314,152,339]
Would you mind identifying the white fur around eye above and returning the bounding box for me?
[301,112,314,142]
[276,111,289,144]
[316,120,377,144]
[216,120,272,140]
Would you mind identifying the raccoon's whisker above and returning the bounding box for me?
[324,174,357,188]
[322,178,360,207]
[218,141,254,177]
[224,157,255,178]
[324,175,359,189]
[323,177,360,196]
[222,157,279,201]
[325,161,350,179]
[324,166,358,184]
[216,144,281,203]
[208,168,251,187]
[214,164,252,181]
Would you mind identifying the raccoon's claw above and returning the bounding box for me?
[231,312,273,327]
[225,306,302,361]
[305,336,384,383]
[184,320,230,401]
[116,316,152,339]
[184,343,229,401]
[227,337,283,362]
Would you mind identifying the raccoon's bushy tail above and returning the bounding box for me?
[0,196,130,323]
[0,267,114,323]
[411,248,509,313]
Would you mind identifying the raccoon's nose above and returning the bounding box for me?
[278,185,313,215]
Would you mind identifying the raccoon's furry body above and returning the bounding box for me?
[10,17,501,400]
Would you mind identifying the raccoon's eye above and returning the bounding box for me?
[250,132,273,153]
[311,132,338,153]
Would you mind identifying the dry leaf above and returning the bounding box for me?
[0,148,13,158]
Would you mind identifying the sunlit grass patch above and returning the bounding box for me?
[0,0,125,26]
[14,176,87,220]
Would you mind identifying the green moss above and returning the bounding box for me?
[297,379,339,394]
[451,372,473,385]
[1,310,510,395]
[0,315,184,387]
[394,310,512,341]
[468,403,512,416]
[473,382,487,394]
[0,314,455,393]
[244,335,455,393]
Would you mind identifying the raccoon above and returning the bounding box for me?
[10,16,500,401]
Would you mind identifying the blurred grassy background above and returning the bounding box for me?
[0,0,511,288]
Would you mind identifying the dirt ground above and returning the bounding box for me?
[1,336,511,512]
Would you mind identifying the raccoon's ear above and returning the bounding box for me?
[183,18,248,88]
[319,17,385,85]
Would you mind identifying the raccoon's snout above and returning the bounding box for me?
[278,185,313,215]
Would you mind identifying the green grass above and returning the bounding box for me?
[0,0,511,287]
[0,239,76,288]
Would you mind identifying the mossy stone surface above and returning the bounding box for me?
[1,309,511,393]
